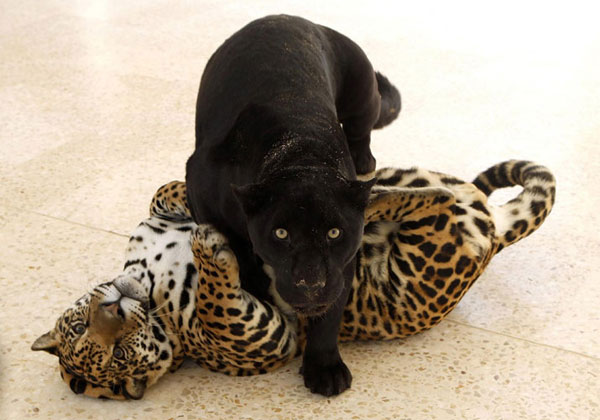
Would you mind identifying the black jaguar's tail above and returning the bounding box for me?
[373,72,401,129]
[472,160,556,252]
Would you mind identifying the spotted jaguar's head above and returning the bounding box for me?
[32,275,173,400]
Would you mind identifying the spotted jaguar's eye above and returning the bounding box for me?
[113,346,126,360]
[273,228,289,240]
[327,228,342,240]
[72,323,86,335]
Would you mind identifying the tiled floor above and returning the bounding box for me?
[1,1,599,419]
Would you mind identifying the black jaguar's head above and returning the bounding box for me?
[234,168,374,316]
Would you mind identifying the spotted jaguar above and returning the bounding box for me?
[32,160,555,399]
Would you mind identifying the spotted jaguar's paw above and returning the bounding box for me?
[192,225,228,256]
[149,181,190,220]
[192,225,238,273]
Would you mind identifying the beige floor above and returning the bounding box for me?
[1,1,599,419]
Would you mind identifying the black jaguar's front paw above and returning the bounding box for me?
[300,354,352,396]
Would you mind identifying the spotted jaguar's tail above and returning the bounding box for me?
[472,160,556,252]
[373,72,401,129]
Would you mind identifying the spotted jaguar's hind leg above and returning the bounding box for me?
[191,225,298,376]
[149,181,191,221]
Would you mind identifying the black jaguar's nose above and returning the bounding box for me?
[294,278,325,299]
[295,278,325,290]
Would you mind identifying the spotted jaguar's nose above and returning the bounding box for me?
[101,301,125,321]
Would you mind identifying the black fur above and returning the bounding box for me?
[186,15,400,396]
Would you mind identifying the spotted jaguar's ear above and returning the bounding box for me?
[231,182,271,216]
[31,330,59,356]
[122,377,147,400]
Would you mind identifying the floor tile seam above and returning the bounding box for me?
[1,204,129,238]
[445,318,600,361]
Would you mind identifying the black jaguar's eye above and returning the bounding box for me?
[273,228,289,240]
[327,228,342,240]
[72,323,86,335]
[113,346,127,360]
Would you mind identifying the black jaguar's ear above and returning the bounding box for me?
[31,330,59,356]
[231,183,271,216]
[345,178,377,211]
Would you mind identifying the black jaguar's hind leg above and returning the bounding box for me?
[331,30,400,175]
[342,100,380,175]
[337,60,382,175]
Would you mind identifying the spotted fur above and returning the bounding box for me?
[33,160,555,399]
[341,160,556,340]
